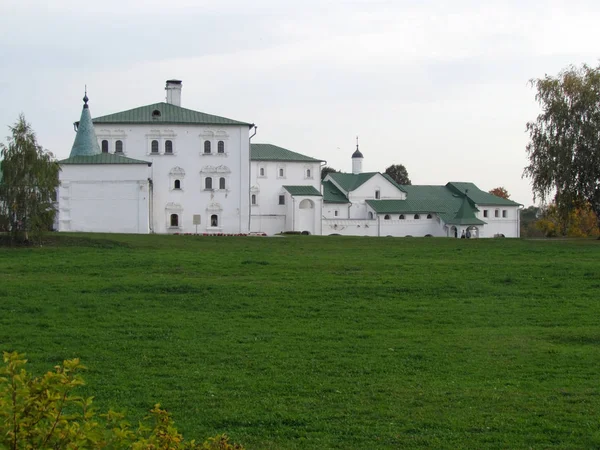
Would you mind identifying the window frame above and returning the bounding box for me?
[204,140,212,154]
[115,140,123,153]
[278,194,285,205]
[101,140,109,153]
[219,177,226,190]
[169,213,179,228]
[165,140,173,154]
[174,179,181,190]
[414,214,420,220]
[502,210,507,218]
[217,140,225,154]
[375,190,380,199]
[151,140,159,154]
[205,177,213,190]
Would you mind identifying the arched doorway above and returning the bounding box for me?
[450,226,457,238]
[466,226,479,238]
[298,199,315,235]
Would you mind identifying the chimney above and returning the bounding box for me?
[165,80,182,106]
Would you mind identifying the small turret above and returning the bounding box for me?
[69,90,101,157]
[352,136,363,174]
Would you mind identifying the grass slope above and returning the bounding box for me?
[1,234,599,449]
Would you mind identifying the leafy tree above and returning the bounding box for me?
[524,63,600,233]
[0,351,244,449]
[489,187,510,199]
[0,115,60,243]
[520,205,544,238]
[321,166,338,180]
[535,202,599,238]
[384,164,411,185]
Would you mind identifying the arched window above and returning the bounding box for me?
[151,140,159,153]
[399,214,405,220]
[101,140,109,153]
[174,179,181,189]
[306,169,311,178]
[414,214,420,220]
[279,168,284,177]
[152,109,161,118]
[115,140,123,153]
[204,140,211,154]
[251,194,256,205]
[165,140,173,154]
[368,212,374,219]
[205,177,212,190]
[210,214,218,227]
[217,141,225,153]
[384,214,391,220]
[427,214,433,219]
[219,177,226,190]
[375,190,380,199]
[299,199,314,209]
[260,168,265,176]
[170,214,179,227]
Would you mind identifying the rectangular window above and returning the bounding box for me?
[495,210,499,218]
[483,210,488,218]
[375,190,380,199]
[502,210,507,218]
[279,195,285,205]
[334,210,338,217]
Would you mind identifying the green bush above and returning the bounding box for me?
[0,352,243,449]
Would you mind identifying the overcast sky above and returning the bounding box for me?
[1,0,599,205]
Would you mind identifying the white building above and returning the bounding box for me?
[57,80,521,237]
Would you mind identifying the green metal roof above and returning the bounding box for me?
[59,154,151,165]
[446,182,521,206]
[251,144,324,162]
[366,184,487,225]
[446,195,486,225]
[283,185,322,196]
[70,98,101,157]
[322,180,349,203]
[327,172,379,193]
[92,102,253,127]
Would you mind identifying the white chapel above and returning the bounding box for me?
[57,80,521,238]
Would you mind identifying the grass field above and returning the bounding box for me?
[1,234,599,449]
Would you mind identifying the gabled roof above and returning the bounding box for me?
[381,173,407,192]
[283,185,322,196]
[326,172,379,193]
[446,182,521,206]
[92,102,252,127]
[250,144,324,162]
[322,180,349,203]
[59,154,151,165]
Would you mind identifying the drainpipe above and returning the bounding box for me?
[377,214,381,237]
[248,125,257,232]
[148,177,154,233]
[292,196,296,231]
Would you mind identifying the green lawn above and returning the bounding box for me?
[1,234,599,449]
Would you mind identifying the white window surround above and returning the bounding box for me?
[169,167,185,191]
[165,203,183,229]
[199,131,229,157]
[258,166,266,178]
[277,165,286,179]
[146,131,177,155]
[97,130,128,155]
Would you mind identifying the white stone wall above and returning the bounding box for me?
[249,160,321,234]
[476,205,520,237]
[94,123,250,234]
[58,164,150,233]
[322,219,378,236]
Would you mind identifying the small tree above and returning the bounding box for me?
[384,164,411,185]
[524,63,600,233]
[0,115,59,243]
[321,166,338,180]
[489,187,510,200]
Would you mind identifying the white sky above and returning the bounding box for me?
[1,0,599,205]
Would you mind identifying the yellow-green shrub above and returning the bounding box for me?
[0,352,243,449]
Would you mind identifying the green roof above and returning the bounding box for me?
[283,185,322,196]
[59,154,151,165]
[92,102,252,127]
[70,99,101,157]
[322,180,349,203]
[446,182,521,206]
[327,172,379,192]
[446,195,486,226]
[366,184,487,225]
[251,144,324,162]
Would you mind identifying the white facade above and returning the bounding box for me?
[95,123,250,234]
[57,80,521,238]
[249,159,321,235]
[58,164,150,233]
